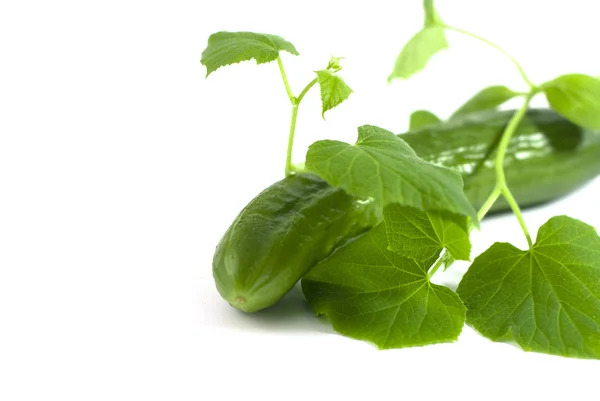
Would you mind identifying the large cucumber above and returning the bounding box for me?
[213,108,600,312]
[404,108,600,212]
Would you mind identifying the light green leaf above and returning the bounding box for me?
[409,110,442,130]
[384,205,471,262]
[302,224,466,349]
[388,26,448,81]
[451,85,521,119]
[315,69,353,118]
[326,56,343,72]
[457,216,600,359]
[543,74,600,130]
[200,31,299,77]
[305,125,478,222]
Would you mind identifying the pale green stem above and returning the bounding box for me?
[494,98,529,186]
[476,186,503,222]
[429,93,536,278]
[427,254,445,279]
[277,56,294,103]
[277,55,319,176]
[493,93,534,247]
[463,185,503,233]
[297,78,318,104]
[502,187,533,247]
[285,104,299,176]
[284,78,318,176]
[442,24,537,90]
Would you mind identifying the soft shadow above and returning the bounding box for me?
[218,283,334,334]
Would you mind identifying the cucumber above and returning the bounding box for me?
[213,108,600,312]
[212,174,381,312]
[403,108,600,212]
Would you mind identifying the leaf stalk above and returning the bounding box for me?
[277,56,319,176]
[429,93,536,277]
[277,56,294,103]
[441,24,537,90]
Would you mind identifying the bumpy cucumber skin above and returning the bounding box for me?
[402,108,600,212]
[214,108,600,312]
[213,174,380,312]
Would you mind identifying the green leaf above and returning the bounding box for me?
[457,216,600,359]
[305,125,478,222]
[302,224,466,349]
[450,85,521,119]
[388,26,448,81]
[315,69,353,118]
[200,31,299,77]
[543,74,600,130]
[384,205,471,262]
[409,110,441,130]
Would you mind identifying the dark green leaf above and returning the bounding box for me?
[409,110,442,130]
[302,224,466,349]
[201,31,299,77]
[451,85,521,119]
[315,69,353,118]
[305,125,478,222]
[457,216,600,359]
[543,74,600,130]
[384,205,471,262]
[388,27,448,81]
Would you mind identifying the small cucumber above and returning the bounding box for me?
[213,108,600,312]
[213,174,380,312]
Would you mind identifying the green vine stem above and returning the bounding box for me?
[285,104,300,176]
[441,24,537,90]
[277,56,294,102]
[493,93,535,246]
[429,93,536,278]
[277,56,319,176]
[297,78,318,103]
[427,255,446,279]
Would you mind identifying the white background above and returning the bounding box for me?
[1,0,599,399]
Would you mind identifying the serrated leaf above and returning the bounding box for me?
[388,27,448,81]
[305,125,478,222]
[451,85,521,119]
[457,216,600,359]
[200,31,299,77]
[543,74,600,130]
[302,224,466,349]
[315,69,353,118]
[409,110,441,130]
[384,205,471,262]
